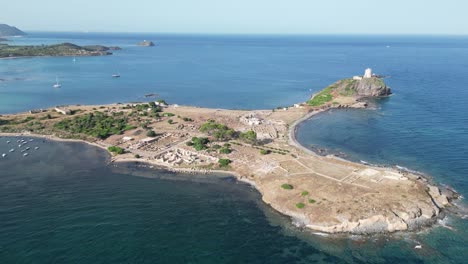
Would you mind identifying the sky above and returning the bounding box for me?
[2,0,468,35]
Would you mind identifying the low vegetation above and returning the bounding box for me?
[296,202,305,209]
[308,199,316,204]
[239,130,257,144]
[307,84,336,106]
[301,191,309,196]
[54,112,131,139]
[146,130,157,137]
[108,146,124,155]
[218,158,231,167]
[187,137,210,151]
[200,120,236,141]
[281,184,294,190]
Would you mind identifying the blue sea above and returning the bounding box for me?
[1,32,468,263]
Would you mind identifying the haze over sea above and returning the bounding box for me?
[1,32,467,263]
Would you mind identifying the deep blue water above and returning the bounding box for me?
[1,33,468,263]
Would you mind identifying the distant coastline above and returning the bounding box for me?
[0,42,119,58]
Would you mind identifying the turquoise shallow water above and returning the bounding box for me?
[1,33,468,263]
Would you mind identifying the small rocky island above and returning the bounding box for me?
[0,70,456,234]
[137,40,155,47]
[0,42,120,58]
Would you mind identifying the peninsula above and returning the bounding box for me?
[0,42,119,58]
[0,70,454,234]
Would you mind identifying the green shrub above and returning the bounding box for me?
[281,184,293,190]
[190,137,210,151]
[146,130,156,137]
[212,144,222,149]
[301,191,309,196]
[218,158,231,167]
[200,120,236,141]
[108,146,124,155]
[239,130,257,144]
[260,149,271,155]
[296,202,305,209]
[219,147,232,154]
[308,199,316,204]
[134,154,141,158]
[182,117,193,122]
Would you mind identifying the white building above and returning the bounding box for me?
[364,68,372,78]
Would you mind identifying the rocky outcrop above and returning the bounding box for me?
[258,167,450,234]
[354,77,391,97]
[137,40,155,47]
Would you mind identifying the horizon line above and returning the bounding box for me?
[20,30,468,37]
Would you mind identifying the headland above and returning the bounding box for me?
[0,71,456,234]
[0,42,119,58]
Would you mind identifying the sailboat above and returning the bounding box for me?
[53,77,61,88]
[112,73,120,78]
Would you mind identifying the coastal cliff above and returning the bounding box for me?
[0,42,118,58]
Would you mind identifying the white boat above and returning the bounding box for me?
[9,149,14,152]
[25,147,30,150]
[414,245,422,249]
[112,74,120,78]
[53,77,61,88]
[23,153,28,157]
[34,147,39,150]
[2,153,6,158]
[6,140,10,144]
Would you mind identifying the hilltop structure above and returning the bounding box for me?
[353,68,373,80]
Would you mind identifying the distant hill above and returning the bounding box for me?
[0,24,26,37]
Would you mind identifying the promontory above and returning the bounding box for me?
[0,42,120,58]
[0,70,455,234]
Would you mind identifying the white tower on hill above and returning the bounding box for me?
[364,68,372,78]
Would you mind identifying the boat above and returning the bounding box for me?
[53,77,61,88]
[2,153,6,158]
[72,57,76,62]
[112,74,120,78]
[6,140,10,144]
[25,147,30,150]
[23,153,28,157]
[9,149,14,152]
[34,147,39,150]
